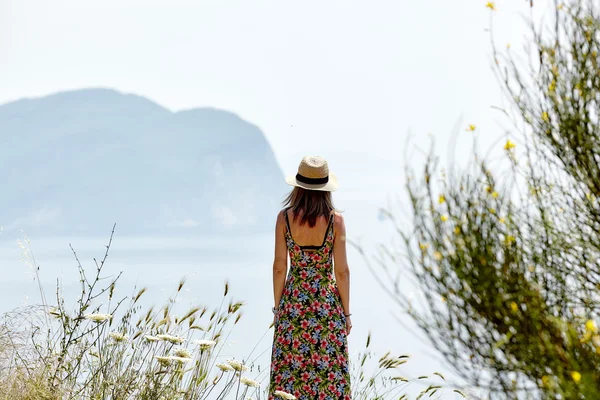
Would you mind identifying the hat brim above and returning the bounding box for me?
[285,172,338,192]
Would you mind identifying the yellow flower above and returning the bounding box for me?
[491,191,499,199]
[586,319,597,333]
[419,243,429,251]
[466,124,476,132]
[504,140,516,150]
[571,371,581,383]
[505,235,516,246]
[441,215,449,222]
[581,330,592,343]
[434,251,443,261]
[486,2,496,10]
[489,208,496,214]
[499,217,506,224]
[454,226,461,234]
[557,3,564,10]
[439,195,446,204]
[541,375,550,387]
[510,302,519,313]
[548,80,556,93]
[506,43,511,49]
[541,111,549,122]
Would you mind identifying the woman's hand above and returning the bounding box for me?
[345,316,352,336]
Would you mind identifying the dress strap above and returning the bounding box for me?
[328,209,335,240]
[283,207,292,236]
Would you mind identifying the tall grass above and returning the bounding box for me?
[0,226,454,399]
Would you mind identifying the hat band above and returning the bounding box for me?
[296,173,329,185]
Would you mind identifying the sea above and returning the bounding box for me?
[0,225,472,399]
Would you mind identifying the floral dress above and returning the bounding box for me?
[268,208,351,400]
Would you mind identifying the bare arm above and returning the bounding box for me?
[273,210,288,309]
[333,213,351,317]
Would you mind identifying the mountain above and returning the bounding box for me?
[0,88,288,236]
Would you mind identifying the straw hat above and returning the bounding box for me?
[285,155,338,192]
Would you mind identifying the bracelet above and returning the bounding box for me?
[344,313,352,317]
[272,307,278,314]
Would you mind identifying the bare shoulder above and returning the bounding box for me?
[276,209,286,224]
[333,210,345,231]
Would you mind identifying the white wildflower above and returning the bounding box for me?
[109,332,128,342]
[174,347,192,358]
[240,376,260,388]
[154,355,191,365]
[216,362,234,372]
[194,339,216,349]
[85,313,112,323]
[226,358,248,372]
[144,335,160,342]
[169,356,192,364]
[154,356,172,366]
[274,390,297,400]
[156,334,186,344]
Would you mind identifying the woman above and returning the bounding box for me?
[268,155,352,400]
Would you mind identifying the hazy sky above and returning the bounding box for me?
[0,0,553,248]
[1,0,544,175]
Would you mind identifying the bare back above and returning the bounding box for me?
[284,208,334,248]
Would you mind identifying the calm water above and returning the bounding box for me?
[0,231,466,398]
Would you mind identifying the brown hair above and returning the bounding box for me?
[282,187,335,228]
